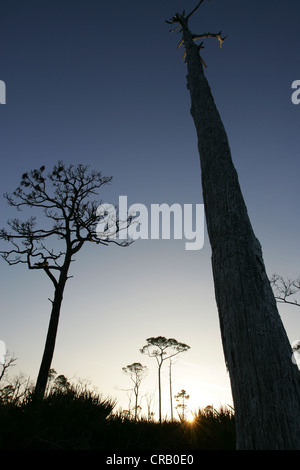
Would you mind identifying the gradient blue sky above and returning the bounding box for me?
[1,0,299,418]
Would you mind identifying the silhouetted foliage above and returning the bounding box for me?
[0,370,236,450]
[0,377,116,450]
[191,406,236,450]
[0,385,235,450]
[175,389,190,421]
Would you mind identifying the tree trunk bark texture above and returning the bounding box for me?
[183,28,300,449]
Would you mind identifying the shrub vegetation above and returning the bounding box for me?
[0,374,235,450]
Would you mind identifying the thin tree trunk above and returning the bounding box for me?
[158,363,162,423]
[169,360,173,421]
[34,259,70,399]
[134,385,138,421]
[182,26,300,449]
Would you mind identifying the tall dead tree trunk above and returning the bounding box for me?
[167,1,300,449]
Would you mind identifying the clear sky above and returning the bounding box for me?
[1,0,299,419]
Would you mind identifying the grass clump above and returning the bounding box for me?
[0,381,115,450]
[189,405,236,450]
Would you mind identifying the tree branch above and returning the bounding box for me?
[0,353,18,382]
[192,31,227,48]
[166,1,227,66]
[270,274,300,308]
[1,162,133,294]
[186,0,206,20]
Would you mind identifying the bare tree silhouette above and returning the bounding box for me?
[0,162,132,399]
[122,362,148,421]
[140,336,190,423]
[270,274,300,308]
